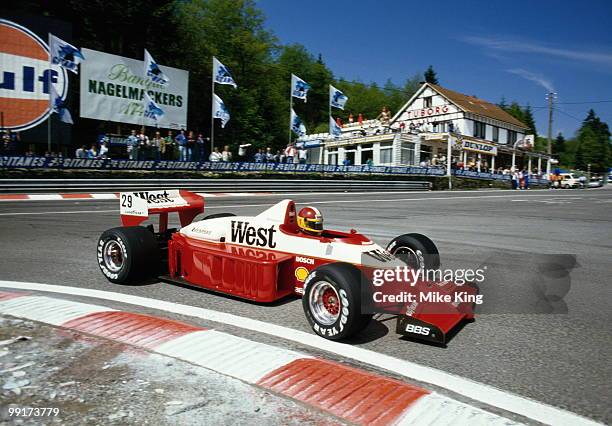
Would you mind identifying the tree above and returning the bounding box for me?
[522,105,537,140]
[424,66,439,85]
[553,133,565,155]
[573,109,611,172]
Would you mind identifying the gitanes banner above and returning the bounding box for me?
[79,48,188,129]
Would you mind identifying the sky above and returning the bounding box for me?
[257,0,612,138]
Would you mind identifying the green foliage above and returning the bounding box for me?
[424,65,439,84]
[501,101,538,140]
[573,109,611,172]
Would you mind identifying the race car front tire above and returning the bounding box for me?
[97,226,160,284]
[303,263,372,340]
[386,233,440,270]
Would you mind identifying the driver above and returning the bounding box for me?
[296,207,323,235]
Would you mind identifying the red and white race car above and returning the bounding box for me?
[97,190,477,344]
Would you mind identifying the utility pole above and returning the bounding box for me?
[546,92,556,155]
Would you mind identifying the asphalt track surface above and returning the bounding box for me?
[1,188,611,423]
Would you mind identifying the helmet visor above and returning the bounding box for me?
[306,218,323,231]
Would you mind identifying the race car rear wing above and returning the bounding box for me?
[119,190,204,232]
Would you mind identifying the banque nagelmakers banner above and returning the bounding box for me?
[80,48,188,129]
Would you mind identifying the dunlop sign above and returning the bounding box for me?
[462,140,497,155]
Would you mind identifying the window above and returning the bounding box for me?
[433,121,449,133]
[327,147,338,165]
[423,96,433,108]
[473,121,486,139]
[400,142,415,165]
[379,142,393,164]
[492,126,499,142]
[508,130,517,145]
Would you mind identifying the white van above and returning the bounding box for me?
[559,173,579,189]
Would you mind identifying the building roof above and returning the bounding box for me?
[427,84,529,129]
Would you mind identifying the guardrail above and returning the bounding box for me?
[0,179,432,193]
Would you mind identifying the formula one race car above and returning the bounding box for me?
[97,190,477,344]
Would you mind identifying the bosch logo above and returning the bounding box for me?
[295,256,314,265]
[0,19,68,131]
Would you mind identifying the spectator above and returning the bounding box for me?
[342,157,351,166]
[175,130,187,161]
[358,113,363,126]
[238,143,251,161]
[87,144,98,159]
[137,129,149,160]
[196,134,206,162]
[273,150,281,163]
[511,170,519,189]
[366,158,374,167]
[399,122,406,132]
[99,142,109,159]
[265,147,274,163]
[524,169,530,189]
[209,146,222,162]
[298,146,307,164]
[127,130,138,160]
[284,143,296,164]
[186,131,196,161]
[162,130,175,160]
[254,149,264,163]
[348,113,354,124]
[150,131,162,161]
[380,106,391,125]
[221,145,232,162]
[335,117,343,128]
[75,145,86,158]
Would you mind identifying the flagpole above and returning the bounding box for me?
[289,76,293,146]
[211,59,215,155]
[328,85,332,135]
[47,33,52,154]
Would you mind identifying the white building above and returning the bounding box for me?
[313,83,550,174]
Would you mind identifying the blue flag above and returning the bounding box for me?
[329,85,348,110]
[143,92,165,122]
[49,34,84,74]
[329,117,342,138]
[213,57,237,88]
[291,109,306,136]
[49,83,73,124]
[144,49,169,86]
[213,94,230,128]
[291,74,310,102]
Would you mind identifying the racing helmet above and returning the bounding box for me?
[297,207,323,234]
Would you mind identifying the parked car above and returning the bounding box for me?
[559,173,579,189]
[588,177,603,188]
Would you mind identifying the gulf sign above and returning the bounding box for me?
[0,19,68,131]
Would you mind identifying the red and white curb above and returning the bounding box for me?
[0,192,272,202]
[0,291,518,426]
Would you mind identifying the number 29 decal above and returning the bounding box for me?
[121,194,133,208]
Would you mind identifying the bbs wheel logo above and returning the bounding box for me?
[0,19,68,131]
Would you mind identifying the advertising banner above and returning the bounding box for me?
[79,48,188,129]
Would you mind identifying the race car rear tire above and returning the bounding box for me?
[303,263,372,340]
[97,226,160,284]
[386,233,440,270]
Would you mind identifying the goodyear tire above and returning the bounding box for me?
[97,226,160,284]
[303,263,372,340]
[387,233,440,270]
